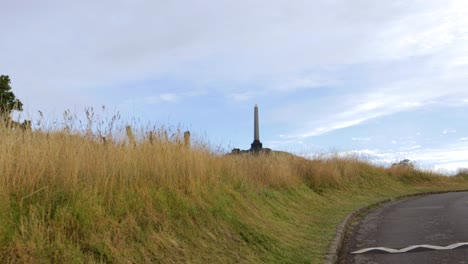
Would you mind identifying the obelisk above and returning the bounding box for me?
[251,104,263,151]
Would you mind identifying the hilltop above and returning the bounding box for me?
[1,124,468,263]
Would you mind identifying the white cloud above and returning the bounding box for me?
[433,162,468,174]
[280,90,430,139]
[143,93,179,104]
[0,0,465,124]
[159,93,178,102]
[345,142,468,174]
[352,137,371,142]
[275,76,339,92]
[227,91,258,102]
[289,118,368,138]
[3,0,467,100]
[372,6,462,61]
[402,145,422,150]
[442,129,457,134]
[277,54,468,138]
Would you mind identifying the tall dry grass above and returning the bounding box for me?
[0,111,466,262]
[0,114,307,262]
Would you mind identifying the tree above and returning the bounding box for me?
[0,75,23,118]
[456,168,468,177]
[0,75,30,130]
[391,159,414,169]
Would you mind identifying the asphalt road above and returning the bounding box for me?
[344,192,468,264]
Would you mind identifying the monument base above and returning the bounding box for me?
[251,140,263,151]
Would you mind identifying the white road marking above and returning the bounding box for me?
[352,242,468,254]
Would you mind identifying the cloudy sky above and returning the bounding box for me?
[2,0,468,173]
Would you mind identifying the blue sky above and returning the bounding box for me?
[2,0,468,173]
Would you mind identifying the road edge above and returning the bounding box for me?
[322,189,468,264]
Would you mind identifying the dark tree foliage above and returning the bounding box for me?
[0,75,23,116]
[391,159,414,168]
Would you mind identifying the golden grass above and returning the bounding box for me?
[1,116,468,263]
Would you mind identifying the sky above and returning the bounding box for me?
[2,0,468,173]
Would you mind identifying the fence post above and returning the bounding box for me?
[148,131,154,145]
[126,125,136,146]
[184,131,190,148]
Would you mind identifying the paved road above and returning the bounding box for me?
[345,192,468,264]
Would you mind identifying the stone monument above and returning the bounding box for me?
[231,104,271,155]
[250,104,263,151]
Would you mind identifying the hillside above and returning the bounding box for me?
[1,123,468,263]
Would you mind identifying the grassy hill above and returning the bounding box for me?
[1,122,468,263]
